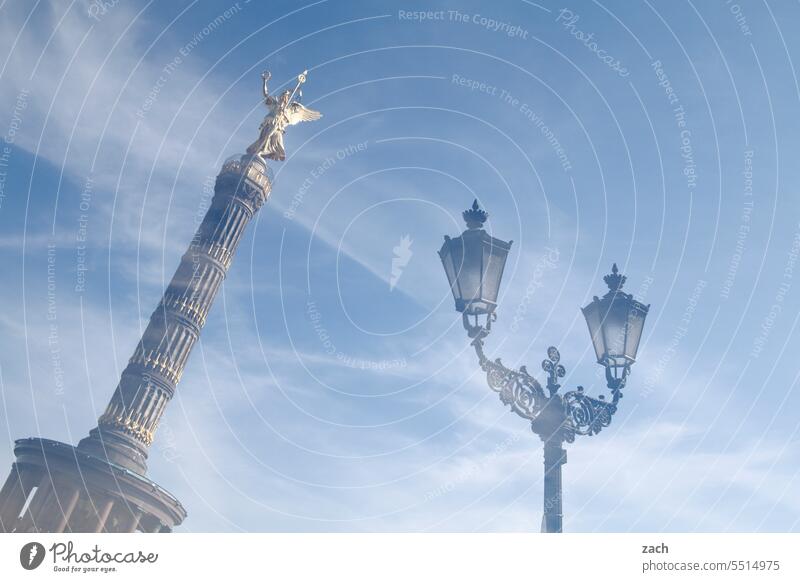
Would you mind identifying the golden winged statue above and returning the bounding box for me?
[246,70,322,161]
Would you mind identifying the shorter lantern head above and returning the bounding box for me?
[582,264,649,369]
[438,200,513,316]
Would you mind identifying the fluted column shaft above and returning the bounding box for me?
[79,155,271,473]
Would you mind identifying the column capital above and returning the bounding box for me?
[215,154,273,213]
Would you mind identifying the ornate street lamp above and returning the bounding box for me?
[438,201,650,533]
[439,200,513,324]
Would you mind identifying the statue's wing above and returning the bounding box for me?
[287,102,322,124]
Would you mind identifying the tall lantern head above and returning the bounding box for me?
[582,264,650,370]
[438,200,513,317]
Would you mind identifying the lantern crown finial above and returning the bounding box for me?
[603,263,626,292]
[463,199,488,229]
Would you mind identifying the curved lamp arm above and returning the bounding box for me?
[472,335,548,422]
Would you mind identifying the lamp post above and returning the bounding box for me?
[438,201,650,533]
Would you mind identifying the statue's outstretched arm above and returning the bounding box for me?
[261,71,271,98]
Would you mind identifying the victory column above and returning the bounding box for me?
[0,71,321,533]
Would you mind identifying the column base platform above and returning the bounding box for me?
[0,437,185,533]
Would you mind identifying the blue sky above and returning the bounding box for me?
[1,0,800,532]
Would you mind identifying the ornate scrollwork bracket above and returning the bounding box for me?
[469,332,626,443]
[470,334,546,423]
[561,387,616,437]
[560,357,628,438]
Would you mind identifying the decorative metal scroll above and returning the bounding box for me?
[562,388,616,437]
[472,339,547,421]
[471,339,626,442]
[541,346,566,396]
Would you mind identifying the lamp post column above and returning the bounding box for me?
[542,439,566,533]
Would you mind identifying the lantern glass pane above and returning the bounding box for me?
[458,233,483,311]
[624,302,648,361]
[582,300,605,363]
[481,238,508,305]
[601,294,629,366]
[442,249,457,293]
[444,239,464,305]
